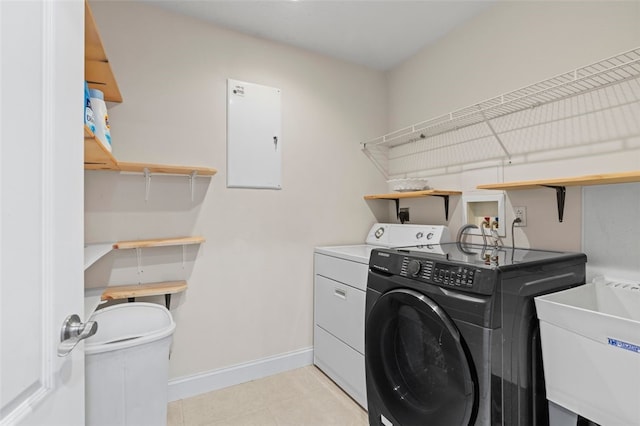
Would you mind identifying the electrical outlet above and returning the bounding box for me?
[514,206,527,227]
[398,207,410,223]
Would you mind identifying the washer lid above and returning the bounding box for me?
[314,244,379,263]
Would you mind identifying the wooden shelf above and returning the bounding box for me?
[113,236,205,250]
[364,189,462,221]
[477,171,640,191]
[84,126,217,175]
[117,162,217,176]
[102,280,187,301]
[85,0,122,103]
[477,170,640,222]
[83,4,216,176]
[364,189,462,200]
[101,280,188,309]
[84,126,118,169]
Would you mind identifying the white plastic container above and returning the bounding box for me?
[88,88,112,152]
[85,303,176,426]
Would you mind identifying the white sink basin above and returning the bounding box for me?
[535,280,640,425]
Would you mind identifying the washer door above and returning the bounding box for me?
[366,288,476,425]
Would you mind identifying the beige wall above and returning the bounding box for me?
[386,1,640,251]
[85,1,388,379]
[85,0,639,382]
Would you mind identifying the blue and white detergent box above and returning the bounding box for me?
[84,81,96,133]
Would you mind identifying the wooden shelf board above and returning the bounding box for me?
[364,189,462,200]
[84,126,118,168]
[84,0,122,103]
[477,171,640,191]
[117,161,218,176]
[113,236,206,250]
[86,60,122,103]
[101,281,188,301]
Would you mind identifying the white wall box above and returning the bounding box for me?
[363,47,640,179]
[227,79,282,189]
[462,193,505,237]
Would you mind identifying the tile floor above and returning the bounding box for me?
[167,366,368,426]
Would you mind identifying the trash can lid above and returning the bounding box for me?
[85,302,176,354]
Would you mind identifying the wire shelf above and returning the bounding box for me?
[363,47,640,179]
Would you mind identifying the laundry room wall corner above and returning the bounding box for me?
[86,0,388,384]
[386,0,640,251]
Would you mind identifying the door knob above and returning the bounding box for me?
[58,314,98,356]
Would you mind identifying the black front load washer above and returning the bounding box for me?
[365,243,586,426]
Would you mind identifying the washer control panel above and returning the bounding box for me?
[399,257,484,292]
[432,263,477,288]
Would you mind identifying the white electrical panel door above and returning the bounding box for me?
[227,79,282,189]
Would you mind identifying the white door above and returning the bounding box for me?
[0,1,85,425]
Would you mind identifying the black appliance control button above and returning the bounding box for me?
[406,260,421,277]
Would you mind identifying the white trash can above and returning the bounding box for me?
[85,302,176,426]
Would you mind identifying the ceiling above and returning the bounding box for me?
[141,0,494,71]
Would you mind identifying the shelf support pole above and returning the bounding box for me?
[433,195,451,221]
[478,107,511,160]
[135,247,143,283]
[542,185,566,222]
[189,171,198,202]
[143,168,152,201]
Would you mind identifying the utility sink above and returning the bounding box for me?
[535,279,640,425]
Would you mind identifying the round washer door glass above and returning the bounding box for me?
[366,289,476,425]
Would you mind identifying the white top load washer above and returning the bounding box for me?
[313,223,450,409]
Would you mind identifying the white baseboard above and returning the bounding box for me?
[168,347,314,402]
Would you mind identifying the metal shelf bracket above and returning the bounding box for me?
[478,107,511,161]
[433,195,451,221]
[542,185,566,222]
[385,196,450,223]
[126,293,173,309]
[135,247,143,282]
[189,171,198,202]
[143,168,151,201]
